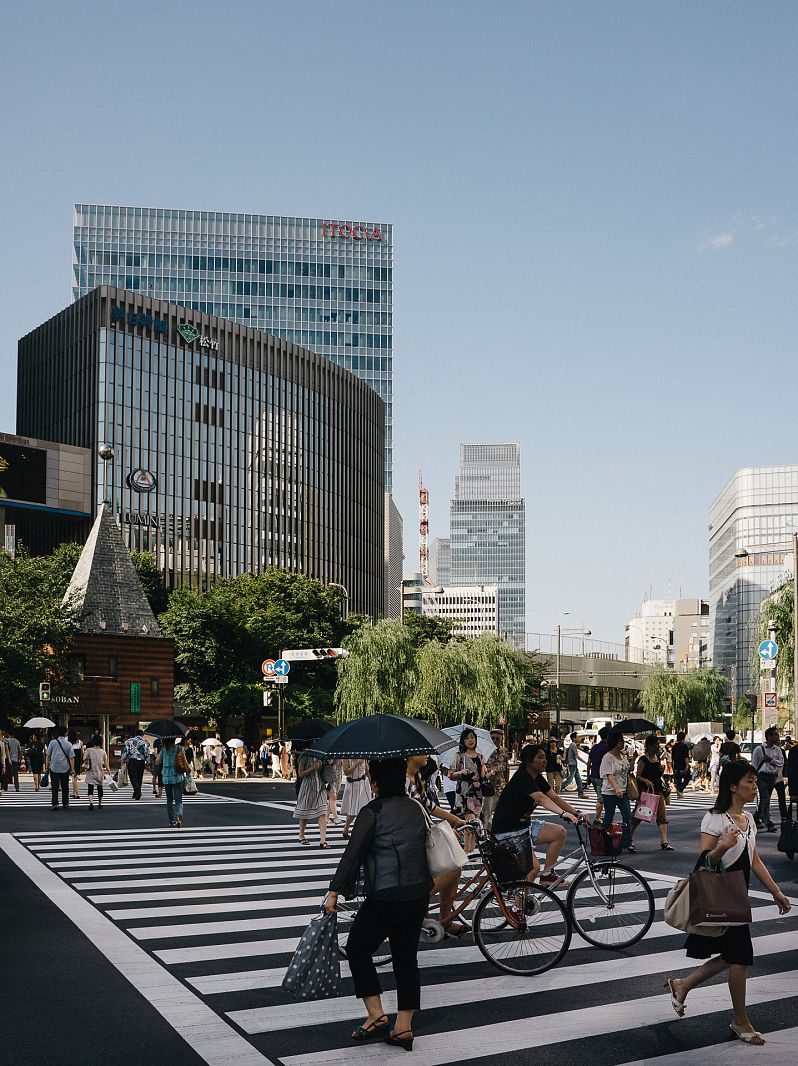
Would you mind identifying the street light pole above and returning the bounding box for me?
[556,624,561,733]
[793,533,798,739]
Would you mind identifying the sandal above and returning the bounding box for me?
[664,979,685,1017]
[299,838,311,846]
[319,842,330,849]
[730,1023,765,1045]
[352,1015,389,1041]
[443,918,469,936]
[660,842,675,851]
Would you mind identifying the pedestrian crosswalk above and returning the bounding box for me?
[0,773,233,807]
[6,818,798,1065]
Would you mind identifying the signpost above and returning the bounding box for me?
[261,659,276,676]
[273,659,291,676]
[763,692,777,709]
[758,639,778,661]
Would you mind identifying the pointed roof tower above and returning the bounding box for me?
[63,504,163,638]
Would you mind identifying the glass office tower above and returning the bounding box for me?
[72,206,394,490]
[449,443,525,649]
[709,466,798,705]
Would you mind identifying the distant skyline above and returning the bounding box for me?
[1,1,796,643]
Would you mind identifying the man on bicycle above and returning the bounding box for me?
[491,743,585,885]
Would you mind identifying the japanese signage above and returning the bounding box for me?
[321,222,383,240]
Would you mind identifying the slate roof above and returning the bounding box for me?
[63,504,164,638]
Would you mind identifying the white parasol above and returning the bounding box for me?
[24,717,56,729]
[439,723,496,767]
[226,738,244,749]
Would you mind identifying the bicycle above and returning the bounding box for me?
[337,821,572,977]
[550,816,655,949]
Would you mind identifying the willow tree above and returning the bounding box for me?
[334,618,417,720]
[461,632,526,728]
[639,667,687,731]
[406,639,475,725]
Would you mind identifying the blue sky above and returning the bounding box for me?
[1,1,796,644]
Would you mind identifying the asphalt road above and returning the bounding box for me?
[2,779,797,1066]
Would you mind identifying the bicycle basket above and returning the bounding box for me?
[483,829,533,884]
[588,822,623,858]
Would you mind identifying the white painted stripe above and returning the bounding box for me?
[109,896,324,921]
[89,879,332,904]
[60,856,340,878]
[279,973,798,1066]
[74,869,327,891]
[49,846,342,869]
[0,834,273,1066]
[31,832,306,851]
[228,929,798,1033]
[130,911,320,940]
[621,1024,798,1064]
[156,937,301,965]
[17,823,296,840]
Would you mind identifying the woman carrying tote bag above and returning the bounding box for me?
[324,758,432,1052]
[664,760,791,1045]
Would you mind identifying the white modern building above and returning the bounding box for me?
[625,599,674,665]
[709,466,798,704]
[429,537,451,586]
[421,584,499,639]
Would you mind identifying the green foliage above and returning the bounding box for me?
[130,552,170,615]
[162,568,345,725]
[335,618,526,727]
[734,696,754,736]
[402,613,459,648]
[0,549,79,721]
[639,666,728,731]
[755,581,794,706]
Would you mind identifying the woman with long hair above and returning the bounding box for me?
[405,754,470,932]
[340,758,371,838]
[293,750,329,847]
[26,733,45,792]
[600,730,635,854]
[665,761,791,1044]
[84,734,110,811]
[450,728,485,821]
[156,737,187,828]
[630,735,673,850]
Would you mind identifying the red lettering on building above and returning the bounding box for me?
[322,222,383,241]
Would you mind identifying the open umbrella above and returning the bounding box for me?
[24,716,56,729]
[439,723,496,767]
[288,718,335,742]
[143,720,188,740]
[226,738,244,749]
[305,713,456,761]
[615,717,658,735]
[201,737,221,747]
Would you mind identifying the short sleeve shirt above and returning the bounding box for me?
[599,752,629,795]
[491,768,551,835]
[700,810,756,866]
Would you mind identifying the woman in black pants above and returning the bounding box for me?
[325,757,431,1052]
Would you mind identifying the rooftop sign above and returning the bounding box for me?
[321,222,382,241]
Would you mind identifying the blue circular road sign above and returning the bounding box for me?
[758,639,778,661]
[273,658,291,675]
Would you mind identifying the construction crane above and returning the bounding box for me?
[419,468,429,580]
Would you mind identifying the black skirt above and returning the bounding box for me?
[684,846,753,967]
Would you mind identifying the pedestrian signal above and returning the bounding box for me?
[39,682,51,703]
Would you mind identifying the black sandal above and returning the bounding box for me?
[352,1015,389,1041]
[319,841,330,848]
[661,842,675,851]
[386,1030,414,1051]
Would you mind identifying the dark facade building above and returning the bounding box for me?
[17,286,385,616]
[56,504,175,742]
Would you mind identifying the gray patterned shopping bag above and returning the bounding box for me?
[281,910,342,1000]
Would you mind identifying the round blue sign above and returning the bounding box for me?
[273,658,291,675]
[758,639,778,661]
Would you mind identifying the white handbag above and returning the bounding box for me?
[414,800,469,879]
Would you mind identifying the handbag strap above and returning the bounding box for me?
[411,796,434,833]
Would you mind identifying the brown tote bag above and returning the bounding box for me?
[688,866,752,928]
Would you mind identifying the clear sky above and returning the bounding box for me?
[1,1,796,645]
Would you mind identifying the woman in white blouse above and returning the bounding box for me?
[665,760,791,1045]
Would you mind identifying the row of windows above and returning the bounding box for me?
[75,248,392,281]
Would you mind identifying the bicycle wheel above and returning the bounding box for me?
[566,861,654,948]
[336,897,392,965]
[473,880,571,976]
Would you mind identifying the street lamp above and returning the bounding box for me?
[555,617,591,733]
[328,582,349,620]
[735,537,798,740]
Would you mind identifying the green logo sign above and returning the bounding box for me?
[176,323,200,344]
[130,681,141,714]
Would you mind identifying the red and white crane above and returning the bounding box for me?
[419,468,429,581]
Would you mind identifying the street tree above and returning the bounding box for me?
[755,582,794,723]
[639,666,728,731]
[335,618,417,720]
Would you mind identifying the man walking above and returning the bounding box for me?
[4,733,22,791]
[586,726,611,823]
[121,729,150,800]
[45,726,75,809]
[752,727,784,831]
[563,731,585,797]
[483,727,510,832]
[671,731,691,798]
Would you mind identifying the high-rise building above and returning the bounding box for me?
[449,443,525,649]
[17,287,386,616]
[429,537,451,586]
[71,206,395,489]
[624,599,674,666]
[673,598,711,672]
[422,584,499,639]
[709,466,798,703]
[384,495,404,618]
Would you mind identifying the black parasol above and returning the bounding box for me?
[287,718,336,742]
[304,713,457,761]
[615,717,658,735]
[143,720,189,740]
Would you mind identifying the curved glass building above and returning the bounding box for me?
[17,287,385,617]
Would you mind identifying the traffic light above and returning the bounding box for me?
[263,690,272,707]
[39,682,51,703]
[311,648,349,659]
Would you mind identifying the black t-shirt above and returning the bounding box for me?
[491,768,551,835]
[672,742,689,771]
[720,740,741,762]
